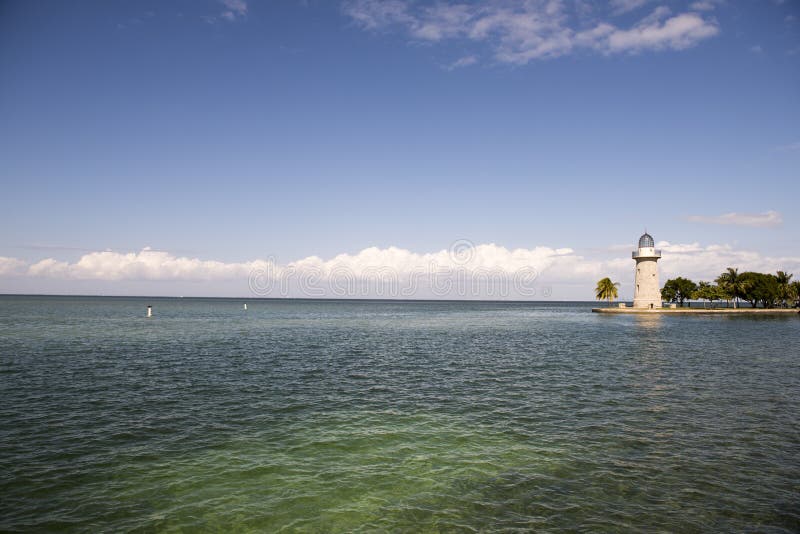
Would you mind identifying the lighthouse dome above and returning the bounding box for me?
[638,233,654,248]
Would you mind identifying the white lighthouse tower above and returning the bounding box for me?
[632,232,662,309]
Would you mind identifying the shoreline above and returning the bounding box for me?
[593,307,799,315]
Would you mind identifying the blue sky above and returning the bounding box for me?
[1,0,798,299]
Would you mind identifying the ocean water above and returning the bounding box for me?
[1,296,798,532]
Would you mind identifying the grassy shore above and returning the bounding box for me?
[592,307,799,314]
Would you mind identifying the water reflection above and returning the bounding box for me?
[633,313,663,330]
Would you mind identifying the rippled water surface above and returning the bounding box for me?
[1,296,799,532]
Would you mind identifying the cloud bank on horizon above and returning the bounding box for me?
[2,239,798,299]
[342,0,721,65]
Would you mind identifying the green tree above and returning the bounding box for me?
[661,277,697,307]
[776,271,794,307]
[695,281,724,308]
[715,281,734,308]
[715,267,744,309]
[738,272,758,307]
[739,272,781,308]
[789,280,800,308]
[595,277,620,307]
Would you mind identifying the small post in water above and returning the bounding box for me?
[147,305,153,318]
[243,303,247,310]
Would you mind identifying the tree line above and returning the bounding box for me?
[661,268,798,308]
[595,268,799,308]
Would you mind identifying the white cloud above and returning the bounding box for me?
[637,5,672,26]
[344,0,412,30]
[218,0,247,22]
[0,257,26,276]
[3,240,798,299]
[342,0,720,64]
[690,1,718,11]
[685,211,783,228]
[222,0,247,16]
[657,241,704,253]
[27,247,271,281]
[604,11,719,53]
[19,244,578,280]
[444,54,478,70]
[15,244,588,299]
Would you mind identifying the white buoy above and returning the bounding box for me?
[243,303,248,310]
[147,305,153,318]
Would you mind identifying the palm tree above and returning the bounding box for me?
[595,277,620,307]
[776,271,793,307]
[715,267,742,309]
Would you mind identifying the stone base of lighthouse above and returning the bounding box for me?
[633,257,662,309]
[633,297,662,309]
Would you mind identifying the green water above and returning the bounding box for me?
[1,296,798,531]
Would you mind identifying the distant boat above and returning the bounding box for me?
[243,303,247,310]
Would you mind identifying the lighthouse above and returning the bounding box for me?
[632,232,662,309]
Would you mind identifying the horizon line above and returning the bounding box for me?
[0,292,605,303]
